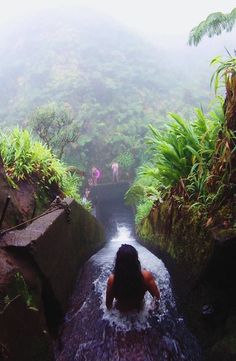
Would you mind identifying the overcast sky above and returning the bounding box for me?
[0,0,235,38]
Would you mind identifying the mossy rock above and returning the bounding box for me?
[144,199,214,279]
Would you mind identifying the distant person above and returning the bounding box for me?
[88,178,93,187]
[106,244,160,312]
[111,162,119,183]
[85,188,90,198]
[83,188,90,201]
[91,166,100,186]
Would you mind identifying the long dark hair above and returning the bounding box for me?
[113,244,145,302]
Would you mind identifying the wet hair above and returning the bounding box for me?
[113,244,145,304]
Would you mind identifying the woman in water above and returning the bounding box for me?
[106,244,160,312]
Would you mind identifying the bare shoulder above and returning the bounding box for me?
[107,274,114,286]
[142,269,160,299]
[142,269,154,282]
[106,274,115,309]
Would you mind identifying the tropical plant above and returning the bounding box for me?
[0,9,212,181]
[124,166,162,238]
[126,98,225,238]
[135,200,153,229]
[210,54,236,94]
[188,8,236,46]
[0,128,82,202]
[124,183,146,206]
[144,103,223,195]
[208,54,236,188]
[126,163,162,197]
[116,151,135,170]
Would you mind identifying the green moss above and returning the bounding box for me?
[137,217,154,240]
[34,190,51,216]
[139,198,215,278]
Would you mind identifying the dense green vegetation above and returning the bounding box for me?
[0,7,235,361]
[126,54,236,239]
[0,9,213,180]
[0,128,82,203]
[29,102,80,159]
[0,8,234,204]
[125,99,223,236]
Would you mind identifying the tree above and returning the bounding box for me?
[29,102,80,159]
[188,8,236,46]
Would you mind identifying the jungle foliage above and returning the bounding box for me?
[0,9,212,180]
[126,54,236,238]
[29,102,80,159]
[0,128,82,202]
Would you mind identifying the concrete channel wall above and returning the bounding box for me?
[0,198,105,361]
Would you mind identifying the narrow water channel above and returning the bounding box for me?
[55,202,202,361]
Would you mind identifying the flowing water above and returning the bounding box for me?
[55,203,202,361]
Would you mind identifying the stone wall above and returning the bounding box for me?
[0,198,105,361]
[90,181,130,203]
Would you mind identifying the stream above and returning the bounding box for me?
[55,202,202,361]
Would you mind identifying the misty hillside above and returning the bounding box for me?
[0,9,212,124]
[0,8,212,173]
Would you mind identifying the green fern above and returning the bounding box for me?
[135,199,153,226]
[127,97,224,226]
[189,8,236,46]
[0,128,82,203]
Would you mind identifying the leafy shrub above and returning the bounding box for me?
[127,99,225,236]
[135,199,153,225]
[0,128,82,202]
[116,151,135,170]
[146,102,224,193]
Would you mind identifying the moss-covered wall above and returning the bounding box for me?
[139,198,236,361]
[139,199,214,286]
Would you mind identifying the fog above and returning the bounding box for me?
[1,0,235,67]
[0,0,235,172]
[0,0,235,64]
[1,0,236,37]
[0,5,235,361]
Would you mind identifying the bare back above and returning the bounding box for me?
[106,269,160,311]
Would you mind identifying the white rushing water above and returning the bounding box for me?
[58,218,201,361]
[91,224,176,332]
